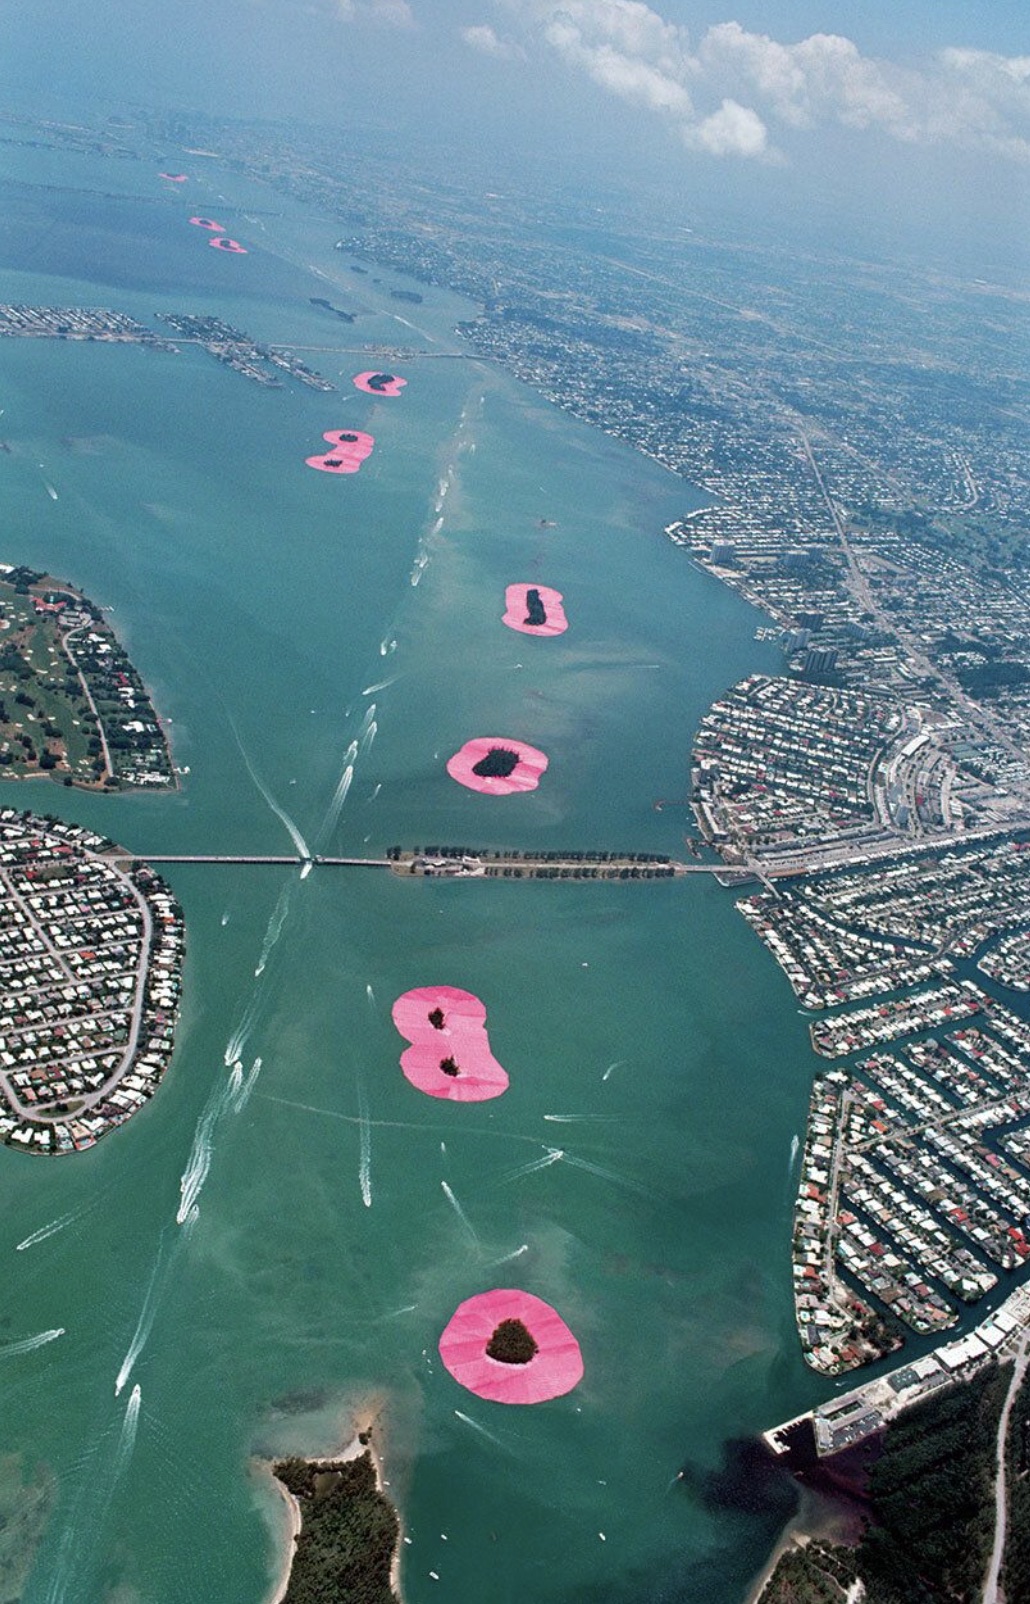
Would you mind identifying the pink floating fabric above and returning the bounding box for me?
[189,216,224,230]
[305,429,375,475]
[446,737,549,796]
[353,371,407,396]
[392,984,487,1037]
[210,236,247,254]
[391,985,508,1102]
[503,584,568,638]
[439,1289,584,1404]
[159,173,188,182]
[399,1041,509,1101]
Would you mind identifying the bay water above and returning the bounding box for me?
[0,135,827,1603]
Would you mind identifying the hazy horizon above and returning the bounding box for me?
[0,1,1026,272]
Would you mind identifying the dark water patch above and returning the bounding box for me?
[678,1436,799,1524]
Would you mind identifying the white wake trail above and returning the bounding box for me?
[491,1243,529,1267]
[176,1077,234,1226]
[16,1211,78,1251]
[114,1385,142,1475]
[229,718,311,859]
[0,1328,65,1358]
[453,1410,510,1451]
[255,883,293,977]
[232,1058,263,1114]
[358,1083,372,1208]
[318,763,354,844]
[441,1181,479,1245]
[602,1060,625,1082]
[115,1254,163,1395]
[502,1148,564,1183]
[362,675,397,696]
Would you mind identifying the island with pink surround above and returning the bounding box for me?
[353,371,407,396]
[391,984,509,1101]
[438,1289,584,1404]
[446,737,549,796]
[502,583,568,637]
[305,429,376,475]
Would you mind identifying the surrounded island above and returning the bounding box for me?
[0,564,174,790]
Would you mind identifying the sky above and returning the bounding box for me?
[0,0,1027,265]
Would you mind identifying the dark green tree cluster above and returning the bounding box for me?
[471,747,520,779]
[1001,1366,1030,1602]
[273,1452,399,1604]
[857,1365,1008,1602]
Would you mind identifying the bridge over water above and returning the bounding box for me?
[110,851,755,879]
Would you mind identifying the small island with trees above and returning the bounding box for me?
[271,1447,401,1604]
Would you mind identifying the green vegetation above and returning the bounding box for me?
[0,567,173,788]
[759,1539,858,1603]
[1001,1364,1030,1601]
[762,1366,1009,1603]
[524,588,546,626]
[486,1319,538,1365]
[471,747,520,779]
[273,1451,399,1604]
[956,660,1030,697]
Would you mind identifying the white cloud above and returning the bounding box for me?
[544,17,693,117]
[496,1,1030,163]
[461,24,526,62]
[686,97,768,159]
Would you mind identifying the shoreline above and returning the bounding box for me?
[260,1395,404,1604]
[744,1461,870,1604]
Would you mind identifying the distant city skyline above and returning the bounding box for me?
[0,2,1026,263]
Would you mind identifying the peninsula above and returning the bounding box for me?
[0,810,184,1154]
[0,564,174,790]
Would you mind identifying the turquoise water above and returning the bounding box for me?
[0,137,826,1603]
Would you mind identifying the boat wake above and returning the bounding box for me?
[490,1242,529,1267]
[357,1081,372,1208]
[502,1148,564,1183]
[229,715,311,859]
[176,1072,240,1226]
[232,1057,262,1115]
[114,1384,142,1476]
[115,1252,163,1395]
[453,1410,511,1452]
[441,1181,479,1245]
[0,1327,64,1359]
[255,882,292,977]
[16,1210,79,1252]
